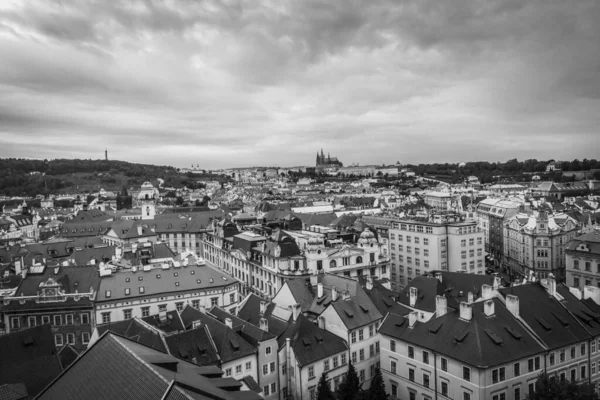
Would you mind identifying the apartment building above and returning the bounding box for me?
[379,298,546,400]
[476,199,521,267]
[566,231,600,289]
[503,211,580,281]
[388,214,485,290]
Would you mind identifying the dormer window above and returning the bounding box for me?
[105,290,111,298]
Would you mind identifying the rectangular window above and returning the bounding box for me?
[423,373,430,388]
[270,362,275,373]
[226,368,232,377]
[81,313,89,325]
[582,366,587,380]
[352,351,357,364]
[192,300,200,309]
[441,357,448,372]
[309,365,315,379]
[82,332,90,344]
[333,356,339,368]
[369,344,374,358]
[528,358,534,372]
[463,366,471,382]
[390,340,396,352]
[263,364,268,375]
[369,324,374,337]
[351,331,357,343]
[67,333,75,345]
[211,297,218,307]
[263,385,270,396]
[101,312,111,324]
[158,304,167,312]
[535,356,540,370]
[123,309,132,320]
[55,334,63,346]
[560,350,565,362]
[375,341,380,354]
[571,346,576,359]
[409,368,415,382]
[54,315,62,326]
[28,316,36,327]
[175,302,184,312]
[236,364,242,374]
[408,346,414,359]
[359,349,365,361]
[141,307,150,317]
[359,329,364,341]
[42,315,50,325]
[65,314,73,325]
[423,351,429,364]
[324,360,330,371]
[441,381,448,396]
[582,343,586,356]
[515,387,521,400]
[514,362,520,376]
[271,383,276,394]
[359,369,365,382]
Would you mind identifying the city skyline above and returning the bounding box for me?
[1,1,599,168]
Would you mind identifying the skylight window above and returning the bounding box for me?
[125,288,130,296]
[105,290,111,298]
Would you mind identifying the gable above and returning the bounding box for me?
[272,283,298,309]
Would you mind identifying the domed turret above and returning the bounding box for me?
[358,228,377,246]
[307,236,322,253]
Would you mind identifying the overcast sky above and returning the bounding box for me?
[1,0,599,169]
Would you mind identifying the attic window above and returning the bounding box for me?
[535,317,552,331]
[230,339,240,351]
[344,309,354,318]
[395,318,406,327]
[125,278,130,282]
[156,274,161,279]
[138,276,143,281]
[504,326,523,340]
[190,270,195,275]
[196,279,201,284]
[174,272,178,277]
[359,304,369,313]
[22,336,35,345]
[576,313,592,325]
[175,282,180,287]
[551,312,570,327]
[139,286,145,294]
[209,278,214,283]
[315,334,323,343]
[428,321,443,334]
[105,290,111,298]
[484,329,503,345]
[454,330,469,343]
[302,338,311,347]
[382,299,391,308]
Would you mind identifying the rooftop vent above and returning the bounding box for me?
[535,317,552,331]
[551,312,570,327]
[484,329,504,345]
[504,326,522,340]
[454,330,469,343]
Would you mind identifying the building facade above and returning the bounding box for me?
[566,231,600,289]
[476,199,521,267]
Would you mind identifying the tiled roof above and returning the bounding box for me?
[96,265,237,302]
[556,285,600,337]
[0,325,63,398]
[179,306,256,363]
[142,311,186,334]
[208,306,276,345]
[105,220,155,240]
[294,212,337,227]
[278,314,348,367]
[0,383,27,400]
[60,221,112,237]
[237,294,291,337]
[396,275,459,313]
[37,332,262,400]
[96,318,168,353]
[331,287,384,330]
[362,280,411,317]
[239,376,262,394]
[566,231,600,254]
[499,283,593,349]
[164,325,221,366]
[64,210,113,224]
[384,298,546,368]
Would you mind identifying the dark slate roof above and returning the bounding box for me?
[208,306,276,345]
[164,325,221,366]
[363,280,411,317]
[240,376,262,394]
[566,231,600,254]
[384,298,546,368]
[294,212,337,227]
[236,294,290,337]
[284,278,317,312]
[142,311,186,334]
[277,314,348,367]
[331,287,384,330]
[96,318,167,353]
[434,271,496,301]
[499,283,593,349]
[57,345,80,370]
[106,220,156,239]
[178,306,256,363]
[396,275,459,312]
[0,325,63,398]
[64,210,112,224]
[37,333,262,400]
[556,285,600,337]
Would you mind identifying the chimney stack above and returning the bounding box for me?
[493,276,501,290]
[317,283,324,298]
[481,284,493,300]
[317,316,325,330]
[260,301,267,315]
[332,286,338,301]
[408,311,418,328]
[366,275,373,291]
[506,295,519,317]
[569,286,582,300]
[342,290,350,300]
[459,302,473,321]
[484,299,495,317]
[435,272,442,283]
[199,304,206,314]
[259,317,269,331]
[584,286,600,305]
[225,318,233,329]
[409,287,418,307]
[310,274,318,287]
[547,276,557,298]
[137,225,143,236]
[436,295,447,317]
[291,303,301,321]
[468,292,474,304]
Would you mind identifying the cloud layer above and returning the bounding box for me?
[1,0,599,168]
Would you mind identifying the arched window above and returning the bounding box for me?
[330,260,337,268]
[356,256,363,264]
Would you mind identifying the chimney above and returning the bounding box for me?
[137,225,143,236]
[435,272,442,283]
[459,302,473,321]
[259,317,269,331]
[408,311,418,328]
[366,275,373,291]
[546,276,557,298]
[225,318,233,329]
[468,292,474,304]
[342,290,351,300]
[409,287,418,307]
[493,276,501,290]
[260,301,267,315]
[317,283,324,298]
[569,287,582,300]
[584,286,600,305]
[435,295,447,317]
[291,303,301,321]
[481,284,493,300]
[310,274,318,287]
[332,286,338,301]
[317,316,325,330]
[484,299,495,317]
[506,294,519,317]
[199,304,206,313]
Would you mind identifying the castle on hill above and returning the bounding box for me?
[315,149,343,170]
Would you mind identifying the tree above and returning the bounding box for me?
[316,372,335,400]
[527,372,599,400]
[364,368,387,400]
[337,362,361,400]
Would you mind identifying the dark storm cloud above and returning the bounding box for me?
[0,0,598,168]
